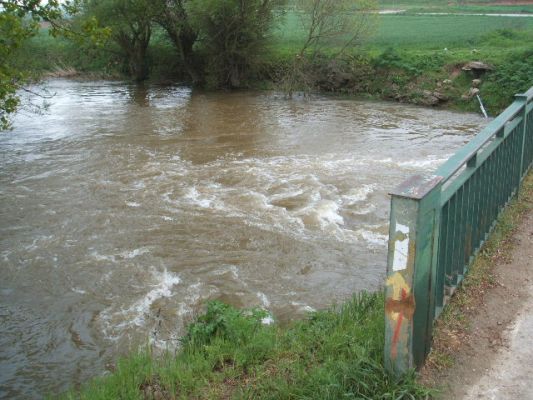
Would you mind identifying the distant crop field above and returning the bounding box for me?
[380,1,533,14]
[370,14,533,47]
[274,13,533,50]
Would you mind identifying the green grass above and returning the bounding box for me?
[60,294,432,399]
[379,0,533,9]
[273,12,533,51]
[369,15,533,48]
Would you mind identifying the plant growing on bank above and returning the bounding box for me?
[0,0,109,129]
[0,0,65,129]
[281,0,378,96]
[81,0,161,81]
[152,0,199,83]
[61,293,432,399]
[185,0,286,88]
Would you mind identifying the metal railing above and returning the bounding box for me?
[384,87,533,374]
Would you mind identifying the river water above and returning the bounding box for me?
[0,79,488,398]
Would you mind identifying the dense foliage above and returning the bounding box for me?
[0,1,62,128]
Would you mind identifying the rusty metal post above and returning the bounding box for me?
[385,174,442,374]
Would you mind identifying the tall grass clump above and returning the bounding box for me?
[60,292,432,399]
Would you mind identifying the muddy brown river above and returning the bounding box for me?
[0,79,488,398]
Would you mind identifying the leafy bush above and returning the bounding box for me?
[182,301,269,347]
[483,50,533,113]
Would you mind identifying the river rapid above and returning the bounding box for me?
[0,79,488,398]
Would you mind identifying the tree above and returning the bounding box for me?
[0,0,108,129]
[185,0,285,88]
[296,0,377,59]
[152,0,199,83]
[82,0,159,81]
[281,0,378,95]
[0,1,64,129]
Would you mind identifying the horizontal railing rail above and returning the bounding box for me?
[384,87,533,374]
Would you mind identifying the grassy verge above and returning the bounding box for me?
[60,294,431,399]
[422,170,533,373]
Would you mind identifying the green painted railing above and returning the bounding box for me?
[384,87,533,374]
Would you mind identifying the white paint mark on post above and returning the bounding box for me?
[392,223,410,272]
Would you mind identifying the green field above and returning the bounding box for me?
[370,14,533,47]
[380,0,533,13]
[274,12,533,50]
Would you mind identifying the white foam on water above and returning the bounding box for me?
[349,203,376,216]
[341,184,376,205]
[100,268,181,339]
[126,201,141,208]
[291,302,317,313]
[1,251,11,262]
[126,269,181,325]
[90,250,115,262]
[212,265,240,280]
[297,200,345,229]
[123,248,149,259]
[357,229,388,248]
[71,287,86,295]
[161,216,174,221]
[183,187,212,208]
[238,192,273,211]
[257,292,271,308]
[261,315,275,325]
[397,156,449,169]
[132,181,146,189]
[175,283,203,318]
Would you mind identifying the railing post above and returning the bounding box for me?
[385,174,442,374]
[516,93,528,182]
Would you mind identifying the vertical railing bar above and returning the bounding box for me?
[517,94,528,180]
[435,203,448,310]
[494,141,503,211]
[496,141,504,214]
[453,187,464,285]
[462,178,472,274]
[481,155,492,236]
[475,164,485,253]
[459,182,469,276]
[472,166,483,255]
[444,195,456,288]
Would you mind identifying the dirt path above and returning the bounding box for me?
[432,204,533,399]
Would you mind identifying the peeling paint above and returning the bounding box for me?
[392,223,410,271]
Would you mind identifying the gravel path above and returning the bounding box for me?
[424,191,533,399]
[461,209,533,400]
